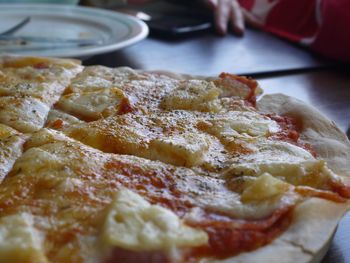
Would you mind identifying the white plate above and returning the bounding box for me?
[0,4,149,57]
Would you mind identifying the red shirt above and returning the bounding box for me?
[239,0,350,62]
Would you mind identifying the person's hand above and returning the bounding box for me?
[202,0,263,35]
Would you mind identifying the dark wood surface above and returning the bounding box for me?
[85,28,350,263]
[85,29,331,76]
[260,70,350,133]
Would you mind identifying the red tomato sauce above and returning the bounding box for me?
[327,180,350,199]
[266,114,317,157]
[266,114,350,199]
[104,157,349,260]
[33,62,50,69]
[185,207,293,261]
[218,73,259,107]
[117,97,134,115]
[104,161,294,260]
[50,119,64,129]
[295,186,349,202]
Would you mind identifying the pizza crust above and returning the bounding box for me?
[147,72,350,263]
[216,198,349,263]
[218,93,350,263]
[0,54,81,69]
[257,94,350,183]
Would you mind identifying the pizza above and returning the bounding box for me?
[0,55,349,263]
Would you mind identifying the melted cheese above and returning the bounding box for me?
[160,80,222,112]
[68,66,145,93]
[225,140,331,189]
[64,66,182,113]
[57,87,130,121]
[13,147,63,174]
[198,111,280,139]
[0,96,49,133]
[0,56,83,135]
[0,213,47,263]
[0,82,65,105]
[149,133,209,167]
[241,173,291,202]
[102,189,208,251]
[62,112,215,167]
[0,124,26,182]
[0,60,82,86]
[46,109,83,131]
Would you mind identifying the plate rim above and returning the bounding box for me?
[0,3,149,57]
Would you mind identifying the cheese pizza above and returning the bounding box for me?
[0,55,349,263]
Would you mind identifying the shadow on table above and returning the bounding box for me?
[322,241,346,263]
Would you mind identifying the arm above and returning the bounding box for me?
[240,0,350,62]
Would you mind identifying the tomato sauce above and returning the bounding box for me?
[50,119,63,129]
[327,180,350,199]
[218,73,259,106]
[104,156,349,260]
[295,186,348,202]
[104,160,294,260]
[33,62,50,69]
[266,114,317,157]
[265,114,350,199]
[104,247,169,263]
[104,161,193,215]
[117,97,134,115]
[185,207,292,261]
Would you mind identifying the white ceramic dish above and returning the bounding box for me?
[0,4,149,57]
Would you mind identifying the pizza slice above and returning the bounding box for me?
[0,123,27,182]
[0,56,83,132]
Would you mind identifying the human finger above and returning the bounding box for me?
[230,0,245,35]
[215,0,231,35]
[242,8,263,29]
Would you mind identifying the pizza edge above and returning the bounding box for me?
[249,93,349,263]
[147,70,350,263]
[0,54,81,67]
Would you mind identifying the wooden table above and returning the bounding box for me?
[85,30,331,76]
[85,27,350,263]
